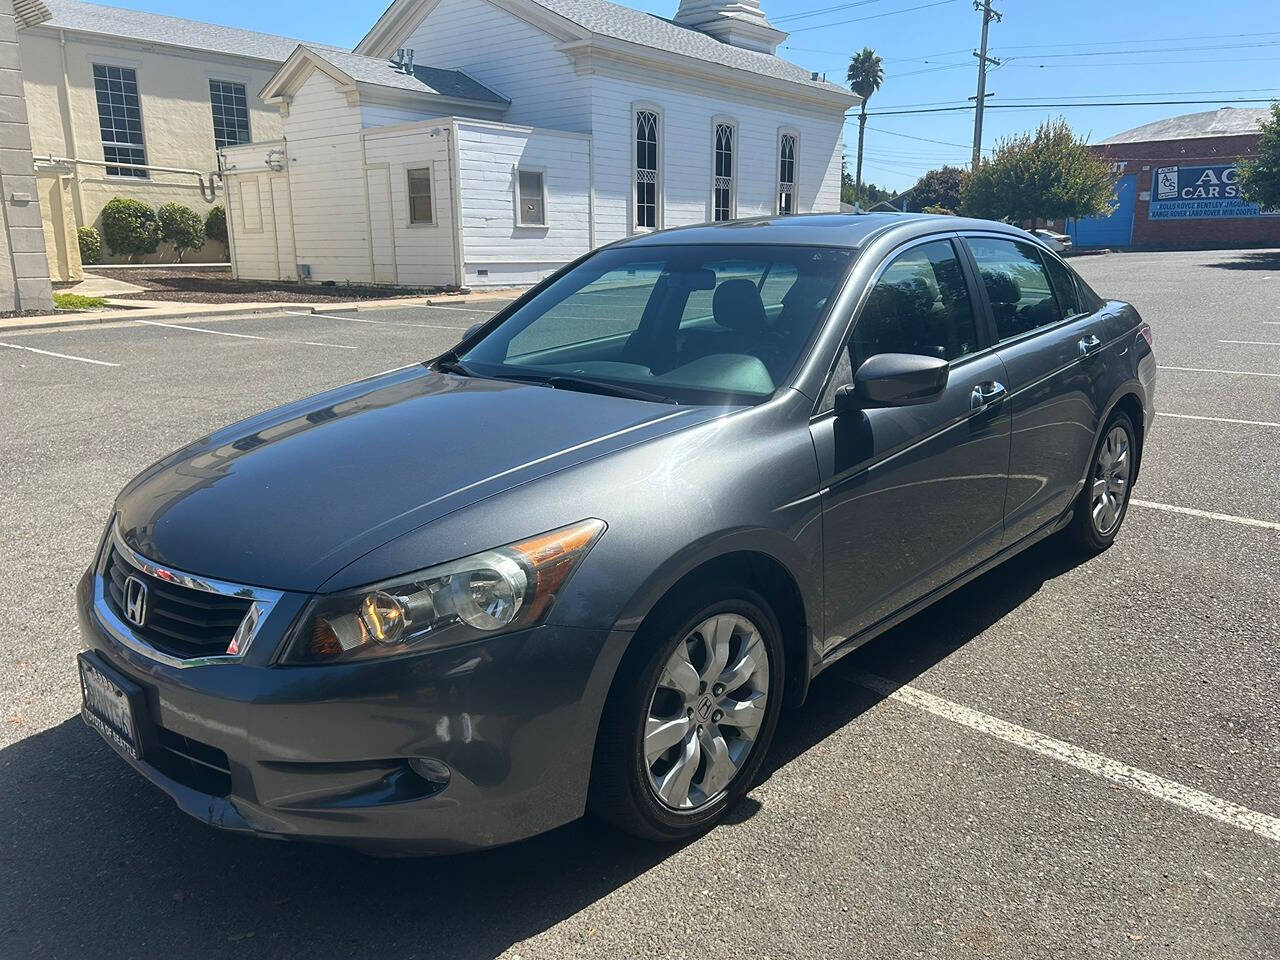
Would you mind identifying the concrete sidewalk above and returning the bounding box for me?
[1,287,526,334]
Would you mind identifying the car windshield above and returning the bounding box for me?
[458,243,856,404]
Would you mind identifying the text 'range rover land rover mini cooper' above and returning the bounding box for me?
[77,213,1155,853]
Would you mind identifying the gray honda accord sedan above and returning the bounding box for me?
[77,214,1155,853]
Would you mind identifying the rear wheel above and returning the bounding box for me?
[589,589,784,841]
[1066,410,1137,553]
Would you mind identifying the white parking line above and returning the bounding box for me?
[135,319,356,349]
[1131,499,1280,531]
[423,303,503,314]
[1157,412,1280,428]
[849,670,1280,845]
[281,310,471,331]
[0,341,119,366]
[1218,339,1280,347]
[1158,365,1280,379]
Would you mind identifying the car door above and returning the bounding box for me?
[961,234,1107,545]
[810,236,1011,650]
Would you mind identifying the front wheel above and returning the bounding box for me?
[1066,410,1137,553]
[588,589,784,842]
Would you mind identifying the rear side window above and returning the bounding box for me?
[1042,252,1084,318]
[850,239,979,367]
[967,236,1063,341]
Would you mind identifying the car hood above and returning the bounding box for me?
[114,366,720,591]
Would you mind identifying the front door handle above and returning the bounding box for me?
[971,380,1007,411]
[1078,334,1102,356]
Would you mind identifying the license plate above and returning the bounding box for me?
[79,653,146,760]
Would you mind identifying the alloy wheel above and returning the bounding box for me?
[643,613,770,810]
[1091,424,1132,536]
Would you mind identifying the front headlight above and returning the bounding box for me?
[282,518,606,664]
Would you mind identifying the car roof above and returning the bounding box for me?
[615,213,1038,250]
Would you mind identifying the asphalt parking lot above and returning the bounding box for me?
[1,248,1278,959]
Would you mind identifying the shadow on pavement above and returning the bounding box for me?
[1203,250,1280,271]
[0,538,1084,960]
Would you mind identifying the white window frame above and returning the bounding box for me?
[631,102,664,234]
[209,78,252,151]
[776,127,800,215]
[709,116,738,222]
[514,165,549,228]
[406,165,436,227]
[92,62,149,180]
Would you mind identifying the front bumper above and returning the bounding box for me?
[76,570,627,854]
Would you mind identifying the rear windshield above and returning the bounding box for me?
[461,244,856,403]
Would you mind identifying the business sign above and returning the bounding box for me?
[1148,164,1276,220]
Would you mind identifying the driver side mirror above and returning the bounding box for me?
[835,352,949,414]
[462,322,485,342]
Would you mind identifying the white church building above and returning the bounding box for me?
[221,0,856,289]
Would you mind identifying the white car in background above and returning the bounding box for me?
[1035,229,1072,253]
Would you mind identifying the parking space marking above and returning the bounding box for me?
[0,341,119,367]
[422,303,504,314]
[281,310,471,331]
[849,670,1280,844]
[135,319,357,350]
[1157,412,1280,428]
[1218,339,1280,347]
[1131,499,1280,531]
[1158,365,1280,379]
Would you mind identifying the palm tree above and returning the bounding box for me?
[847,47,884,210]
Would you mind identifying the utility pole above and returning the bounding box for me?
[971,0,1001,170]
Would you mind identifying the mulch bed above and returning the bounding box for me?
[90,269,447,303]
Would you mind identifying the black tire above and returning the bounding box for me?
[588,587,785,842]
[1065,409,1138,553]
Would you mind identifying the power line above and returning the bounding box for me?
[771,0,895,25]
[861,97,1280,118]
[1007,55,1280,70]
[866,125,991,151]
[866,87,1280,112]
[989,29,1280,52]
[787,0,959,34]
[1000,39,1280,61]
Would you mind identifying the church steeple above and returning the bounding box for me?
[672,0,788,55]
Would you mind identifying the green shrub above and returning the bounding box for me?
[77,226,102,265]
[157,202,205,261]
[204,204,228,246]
[921,204,955,216]
[54,293,108,311]
[101,197,160,258]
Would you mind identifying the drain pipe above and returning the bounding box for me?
[35,155,220,201]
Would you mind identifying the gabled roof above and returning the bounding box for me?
[1099,107,1271,145]
[358,0,853,100]
[28,0,347,63]
[263,45,509,106]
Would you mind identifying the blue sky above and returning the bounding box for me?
[105,0,1280,192]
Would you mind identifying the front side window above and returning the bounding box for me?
[460,244,854,403]
[634,110,659,230]
[967,236,1064,340]
[777,133,796,214]
[407,167,433,224]
[516,169,546,226]
[209,79,250,149]
[93,65,147,178]
[850,239,979,368]
[713,122,735,221]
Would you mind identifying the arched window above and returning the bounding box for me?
[713,121,735,221]
[634,109,659,230]
[777,132,797,214]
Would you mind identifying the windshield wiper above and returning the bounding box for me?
[434,354,475,377]
[542,375,677,405]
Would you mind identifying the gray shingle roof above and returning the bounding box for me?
[307,47,510,103]
[34,0,347,62]
[525,0,848,94]
[1099,107,1270,144]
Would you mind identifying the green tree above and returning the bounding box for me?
[101,197,160,258]
[157,203,206,261]
[205,204,228,246]
[961,117,1117,225]
[906,165,966,213]
[846,47,884,210]
[841,169,891,207]
[1237,102,1280,211]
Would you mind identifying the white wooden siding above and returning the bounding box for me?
[224,168,296,281]
[401,0,590,132]
[362,125,457,286]
[589,67,843,244]
[454,119,591,288]
[286,69,373,282]
[361,100,442,128]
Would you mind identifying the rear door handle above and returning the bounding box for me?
[1078,334,1102,356]
[971,380,1007,411]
